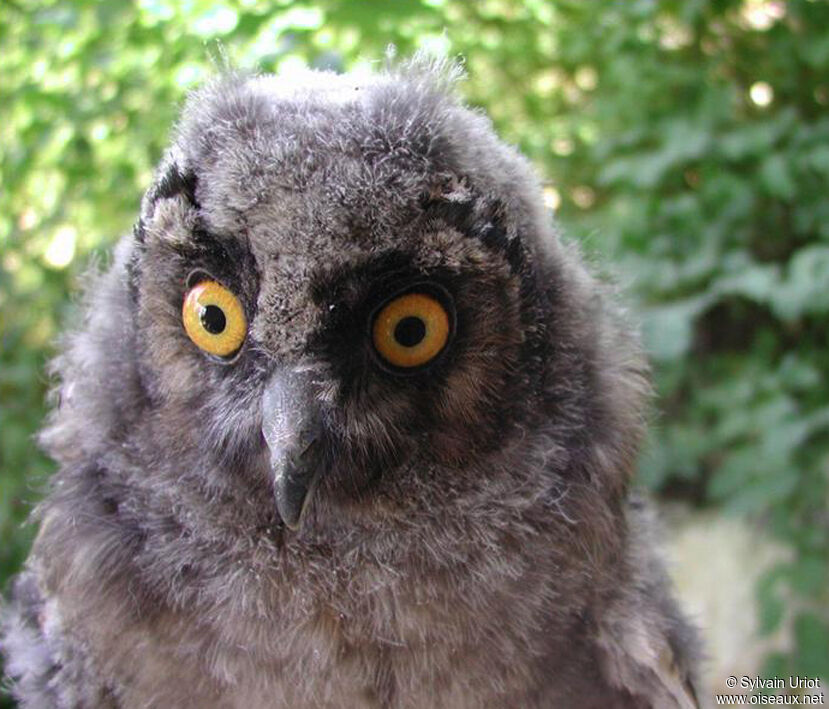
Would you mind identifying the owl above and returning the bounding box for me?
[1,58,700,708]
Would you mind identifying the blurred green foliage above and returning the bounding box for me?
[2,0,828,697]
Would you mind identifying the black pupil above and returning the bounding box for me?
[394,316,426,347]
[200,305,226,335]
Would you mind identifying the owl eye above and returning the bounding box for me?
[182,280,247,357]
[372,292,450,369]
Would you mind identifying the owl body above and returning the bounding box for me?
[2,61,699,708]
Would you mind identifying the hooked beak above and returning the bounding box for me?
[261,366,325,530]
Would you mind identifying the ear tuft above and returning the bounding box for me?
[148,163,199,209]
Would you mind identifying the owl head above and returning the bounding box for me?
[44,58,648,549]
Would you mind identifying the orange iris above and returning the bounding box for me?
[372,293,450,369]
[182,280,247,357]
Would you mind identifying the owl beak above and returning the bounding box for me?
[261,367,325,530]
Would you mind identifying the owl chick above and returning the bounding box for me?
[1,59,700,708]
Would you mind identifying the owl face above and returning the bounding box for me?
[128,68,578,533]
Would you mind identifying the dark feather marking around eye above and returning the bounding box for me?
[189,227,248,269]
[422,193,550,398]
[183,227,261,325]
[309,251,414,307]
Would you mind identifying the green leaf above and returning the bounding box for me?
[640,296,711,361]
[772,246,829,320]
[793,614,829,679]
[788,556,828,597]
[759,153,796,201]
[756,565,787,635]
